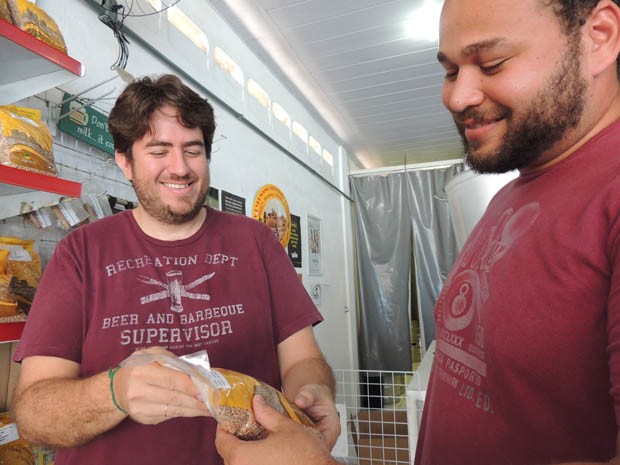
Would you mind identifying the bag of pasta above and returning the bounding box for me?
[121,350,316,440]
[0,0,13,24]
[0,106,56,176]
[7,0,67,53]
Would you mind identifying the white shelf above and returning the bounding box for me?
[0,17,84,105]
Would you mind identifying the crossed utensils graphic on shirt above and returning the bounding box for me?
[137,271,216,313]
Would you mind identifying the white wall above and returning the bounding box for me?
[26,0,358,371]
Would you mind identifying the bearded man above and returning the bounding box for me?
[12,74,340,465]
[215,1,620,465]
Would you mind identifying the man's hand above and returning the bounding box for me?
[113,347,211,424]
[294,383,341,449]
[215,395,341,465]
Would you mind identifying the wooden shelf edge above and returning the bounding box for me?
[0,17,83,77]
[0,165,81,197]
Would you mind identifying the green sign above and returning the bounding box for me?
[58,92,114,155]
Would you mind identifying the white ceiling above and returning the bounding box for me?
[206,0,464,170]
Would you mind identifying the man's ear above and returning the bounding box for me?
[584,0,620,77]
[115,151,132,181]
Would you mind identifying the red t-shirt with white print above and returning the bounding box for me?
[15,206,322,465]
[415,121,620,465]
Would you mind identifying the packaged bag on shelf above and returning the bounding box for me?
[121,350,317,440]
[7,0,67,53]
[83,193,114,221]
[0,238,41,317]
[9,276,35,315]
[25,207,59,230]
[0,237,41,289]
[51,198,90,230]
[0,1,13,24]
[0,255,19,318]
[0,106,57,176]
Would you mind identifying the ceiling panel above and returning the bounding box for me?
[207,0,463,169]
[267,0,413,33]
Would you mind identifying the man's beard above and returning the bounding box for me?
[456,38,587,174]
[131,175,208,225]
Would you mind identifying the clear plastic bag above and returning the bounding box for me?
[120,350,316,440]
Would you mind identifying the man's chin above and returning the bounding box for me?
[168,206,204,223]
[465,152,514,174]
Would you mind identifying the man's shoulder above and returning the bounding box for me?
[209,208,269,231]
[63,210,132,243]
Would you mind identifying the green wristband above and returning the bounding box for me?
[108,367,128,415]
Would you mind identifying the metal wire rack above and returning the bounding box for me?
[331,369,423,465]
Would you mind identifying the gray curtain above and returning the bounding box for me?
[351,164,463,371]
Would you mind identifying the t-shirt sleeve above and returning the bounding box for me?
[606,181,620,426]
[13,235,84,364]
[257,224,323,343]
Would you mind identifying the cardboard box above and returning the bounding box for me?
[352,409,410,465]
[357,436,410,465]
[356,409,408,437]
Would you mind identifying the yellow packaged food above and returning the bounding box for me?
[7,0,67,53]
[0,1,13,24]
[0,106,56,176]
[121,351,317,440]
[203,367,316,440]
[0,237,41,290]
[0,251,18,317]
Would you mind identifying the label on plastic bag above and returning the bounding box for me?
[203,368,231,390]
[179,350,231,389]
[0,423,19,445]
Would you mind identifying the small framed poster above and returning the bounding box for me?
[288,214,302,268]
[252,184,291,248]
[221,190,246,215]
[307,215,322,276]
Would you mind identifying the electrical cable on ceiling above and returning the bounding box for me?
[97,0,182,18]
[96,0,182,71]
[98,1,130,70]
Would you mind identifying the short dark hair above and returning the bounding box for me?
[544,0,620,76]
[108,74,216,161]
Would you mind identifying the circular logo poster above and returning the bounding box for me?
[252,184,291,248]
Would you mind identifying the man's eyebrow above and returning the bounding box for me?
[437,38,507,63]
[145,140,205,148]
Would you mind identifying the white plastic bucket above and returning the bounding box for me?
[445,169,518,250]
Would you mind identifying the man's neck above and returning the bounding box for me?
[130,206,207,241]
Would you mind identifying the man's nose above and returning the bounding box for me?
[167,149,190,175]
[443,70,484,113]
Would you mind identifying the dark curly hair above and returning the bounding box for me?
[108,74,216,161]
[544,0,620,75]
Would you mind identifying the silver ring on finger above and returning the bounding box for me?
[164,404,168,418]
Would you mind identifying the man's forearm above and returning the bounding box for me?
[13,371,125,448]
[281,356,336,399]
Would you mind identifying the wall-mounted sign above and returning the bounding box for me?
[58,92,114,155]
[308,215,322,275]
[222,190,246,215]
[288,213,302,268]
[207,187,219,209]
[252,184,291,247]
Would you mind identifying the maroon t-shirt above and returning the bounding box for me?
[14,206,322,465]
[415,121,620,464]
